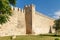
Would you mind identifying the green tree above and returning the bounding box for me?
[0,0,16,24]
[53,18,60,35]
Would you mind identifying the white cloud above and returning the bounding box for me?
[53,11,60,19]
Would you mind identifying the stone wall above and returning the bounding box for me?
[32,11,55,35]
[0,7,26,36]
[0,4,55,36]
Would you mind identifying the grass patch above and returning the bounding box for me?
[0,36,11,40]
[39,33,60,37]
[0,35,60,40]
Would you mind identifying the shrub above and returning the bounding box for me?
[55,38,60,40]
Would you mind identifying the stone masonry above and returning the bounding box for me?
[0,4,55,36]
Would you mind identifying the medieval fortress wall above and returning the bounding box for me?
[0,7,26,36]
[0,4,55,36]
[33,12,55,34]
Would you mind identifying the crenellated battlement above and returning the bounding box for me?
[24,4,35,8]
[11,6,25,13]
[11,4,35,14]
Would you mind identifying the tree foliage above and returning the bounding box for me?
[54,18,60,30]
[0,0,16,24]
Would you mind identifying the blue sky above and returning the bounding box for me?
[16,0,60,19]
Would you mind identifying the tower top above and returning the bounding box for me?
[30,4,35,6]
[24,4,35,8]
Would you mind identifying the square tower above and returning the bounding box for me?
[24,4,35,34]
